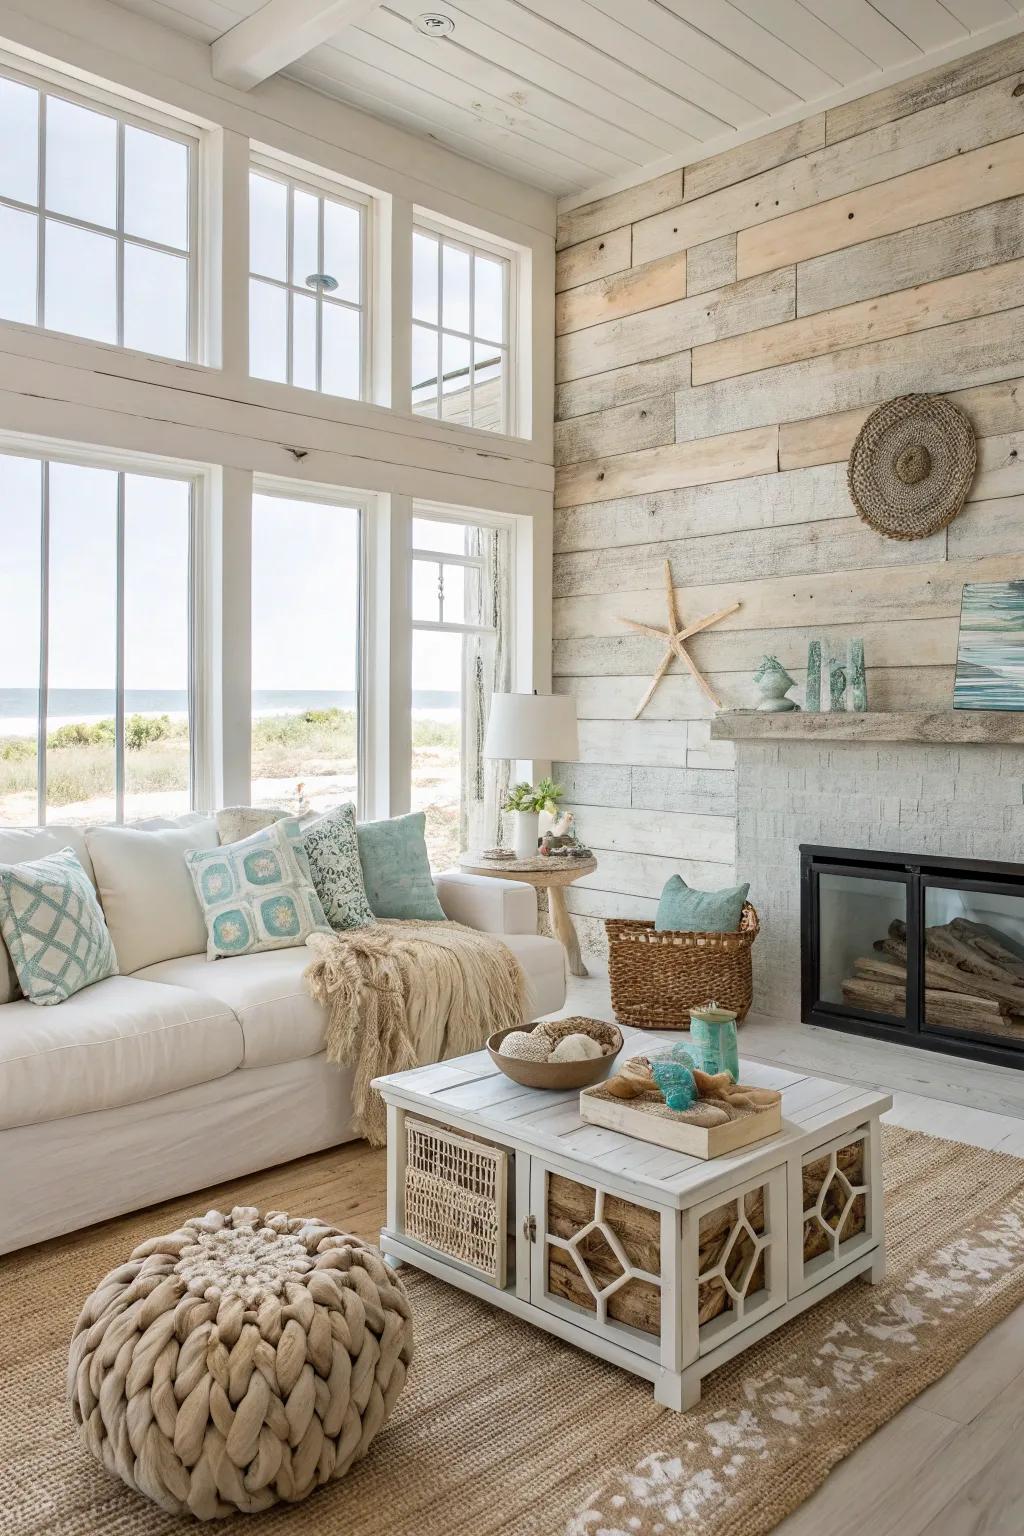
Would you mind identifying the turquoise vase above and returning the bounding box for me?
[688,1003,739,1081]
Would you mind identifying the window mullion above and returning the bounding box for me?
[115,473,126,822]
[285,182,294,387]
[435,242,443,419]
[468,252,476,429]
[35,92,46,330]
[115,117,125,349]
[36,462,49,826]
[316,192,324,394]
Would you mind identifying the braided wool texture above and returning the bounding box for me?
[66,1207,413,1521]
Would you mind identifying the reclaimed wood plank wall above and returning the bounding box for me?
[552,34,1024,960]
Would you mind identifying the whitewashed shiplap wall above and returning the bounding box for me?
[553,33,1024,962]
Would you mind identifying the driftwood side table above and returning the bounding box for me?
[458,851,596,978]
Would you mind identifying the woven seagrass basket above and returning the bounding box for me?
[605,903,759,1030]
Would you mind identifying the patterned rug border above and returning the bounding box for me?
[567,1126,1024,1536]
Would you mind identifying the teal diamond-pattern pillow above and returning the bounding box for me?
[0,847,118,1005]
[186,817,330,959]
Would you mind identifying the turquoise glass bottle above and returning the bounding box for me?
[688,1002,739,1081]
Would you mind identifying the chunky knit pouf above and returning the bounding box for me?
[67,1206,414,1520]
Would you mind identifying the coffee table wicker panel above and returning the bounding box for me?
[404,1119,508,1286]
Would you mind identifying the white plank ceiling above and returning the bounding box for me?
[113,0,1024,199]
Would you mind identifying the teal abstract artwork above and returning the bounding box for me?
[953,581,1024,711]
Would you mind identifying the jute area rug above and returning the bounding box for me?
[4,1126,1024,1536]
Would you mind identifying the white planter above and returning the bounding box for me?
[512,810,539,861]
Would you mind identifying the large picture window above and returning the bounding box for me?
[412,223,511,435]
[251,490,362,817]
[411,511,512,870]
[249,164,366,400]
[0,452,194,827]
[0,69,195,359]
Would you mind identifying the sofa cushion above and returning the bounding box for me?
[0,827,95,1004]
[135,949,327,1069]
[0,974,242,1130]
[304,803,375,931]
[86,820,219,974]
[357,811,446,921]
[187,818,330,959]
[0,847,118,1006]
[216,805,290,845]
[493,933,567,1019]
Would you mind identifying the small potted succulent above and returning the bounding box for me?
[503,777,564,860]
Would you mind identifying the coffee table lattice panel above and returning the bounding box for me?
[544,1173,662,1337]
[685,1165,789,1355]
[800,1129,871,1287]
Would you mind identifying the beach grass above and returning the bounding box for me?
[0,708,459,809]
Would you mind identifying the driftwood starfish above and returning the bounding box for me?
[618,559,740,717]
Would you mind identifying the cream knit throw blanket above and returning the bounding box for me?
[305,920,527,1145]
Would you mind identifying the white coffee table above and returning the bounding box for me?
[374,1029,890,1411]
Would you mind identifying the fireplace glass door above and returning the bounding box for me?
[921,880,1024,1049]
[814,868,912,1027]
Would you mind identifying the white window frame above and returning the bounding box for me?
[412,215,516,437]
[0,60,201,362]
[249,154,372,402]
[250,476,372,817]
[0,437,205,826]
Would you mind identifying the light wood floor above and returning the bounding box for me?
[53,972,1024,1534]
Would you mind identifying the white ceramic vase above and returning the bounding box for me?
[512,810,539,861]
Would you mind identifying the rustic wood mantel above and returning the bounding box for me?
[710,711,1024,745]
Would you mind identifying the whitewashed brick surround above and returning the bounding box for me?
[738,740,1024,1020]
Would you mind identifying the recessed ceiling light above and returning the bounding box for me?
[416,12,455,37]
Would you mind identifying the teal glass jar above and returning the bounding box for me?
[688,1002,739,1081]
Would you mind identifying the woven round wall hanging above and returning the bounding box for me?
[847,392,977,541]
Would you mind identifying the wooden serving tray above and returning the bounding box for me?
[579,1084,783,1159]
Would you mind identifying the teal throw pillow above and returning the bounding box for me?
[303,803,375,931]
[655,876,750,934]
[0,846,118,1005]
[356,811,446,921]
[186,816,330,959]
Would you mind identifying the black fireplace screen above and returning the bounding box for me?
[801,845,1024,1069]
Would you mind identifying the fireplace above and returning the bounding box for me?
[801,845,1024,1069]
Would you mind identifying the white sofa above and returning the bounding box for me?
[0,816,567,1254]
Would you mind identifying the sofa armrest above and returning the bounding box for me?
[432,870,537,935]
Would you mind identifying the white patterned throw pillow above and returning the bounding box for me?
[0,847,118,1005]
[303,803,375,931]
[186,817,330,959]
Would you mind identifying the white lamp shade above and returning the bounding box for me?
[483,692,579,762]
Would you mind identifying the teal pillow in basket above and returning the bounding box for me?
[655,876,750,934]
[357,811,445,921]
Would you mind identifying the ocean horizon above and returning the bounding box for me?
[0,687,460,737]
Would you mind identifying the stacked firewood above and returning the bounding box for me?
[841,916,1024,1036]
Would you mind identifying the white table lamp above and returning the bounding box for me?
[484,693,579,858]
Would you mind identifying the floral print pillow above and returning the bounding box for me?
[302,803,375,931]
[185,817,330,959]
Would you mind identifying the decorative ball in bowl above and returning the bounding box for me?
[487,1016,622,1089]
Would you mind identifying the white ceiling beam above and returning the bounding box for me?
[212,0,385,90]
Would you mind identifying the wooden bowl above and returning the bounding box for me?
[487,1021,622,1089]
